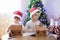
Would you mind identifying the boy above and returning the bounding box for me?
[25,7,41,36]
[12,11,22,25]
[8,11,24,38]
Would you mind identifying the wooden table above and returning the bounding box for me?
[8,35,51,40]
[2,33,54,40]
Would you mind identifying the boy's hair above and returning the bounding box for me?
[14,16,20,20]
[36,11,40,13]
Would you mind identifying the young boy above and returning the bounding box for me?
[13,11,23,25]
[7,11,24,38]
[25,7,41,36]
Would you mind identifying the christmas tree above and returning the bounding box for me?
[26,0,49,26]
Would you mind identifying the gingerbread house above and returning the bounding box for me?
[8,25,22,37]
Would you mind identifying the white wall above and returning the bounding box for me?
[43,0,60,19]
[21,0,30,25]
[0,0,21,19]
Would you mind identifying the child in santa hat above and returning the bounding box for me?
[25,7,41,36]
[13,11,23,25]
[7,11,24,38]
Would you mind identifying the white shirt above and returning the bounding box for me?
[25,20,41,35]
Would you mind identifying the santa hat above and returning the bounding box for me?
[13,11,22,20]
[29,7,40,18]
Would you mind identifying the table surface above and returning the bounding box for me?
[2,33,52,40]
[9,35,53,40]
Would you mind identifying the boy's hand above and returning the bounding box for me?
[34,25,40,32]
[39,23,43,27]
[35,25,38,29]
[26,29,33,32]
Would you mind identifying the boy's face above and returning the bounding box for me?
[32,12,40,20]
[14,17,20,23]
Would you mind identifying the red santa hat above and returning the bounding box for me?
[13,11,22,20]
[29,7,40,18]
